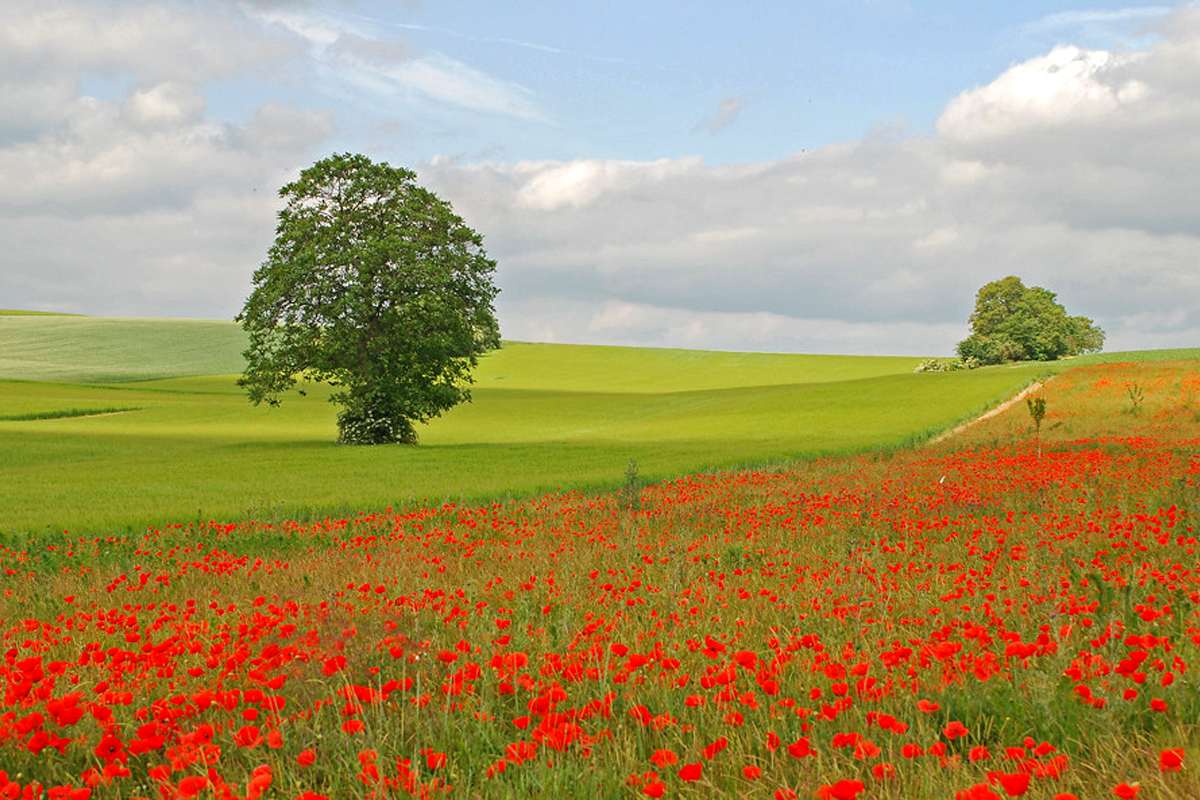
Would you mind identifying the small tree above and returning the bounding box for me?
[1026,395,1047,457]
[957,276,1104,365]
[237,153,500,444]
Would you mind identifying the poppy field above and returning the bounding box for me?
[2,358,1199,798]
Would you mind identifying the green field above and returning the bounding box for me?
[0,315,247,382]
[0,309,83,315]
[2,314,1196,533]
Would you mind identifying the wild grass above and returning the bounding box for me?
[0,406,139,421]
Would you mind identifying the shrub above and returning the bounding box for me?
[915,357,979,373]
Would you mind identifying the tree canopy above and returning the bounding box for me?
[956,276,1103,364]
[237,153,500,445]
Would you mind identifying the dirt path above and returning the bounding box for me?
[930,377,1051,445]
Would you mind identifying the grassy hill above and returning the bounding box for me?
[0,314,925,388]
[0,315,248,382]
[3,314,1195,533]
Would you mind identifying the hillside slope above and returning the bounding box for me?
[0,314,928,388]
[3,313,1196,533]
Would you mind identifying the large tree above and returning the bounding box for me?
[956,275,1103,364]
[237,153,500,445]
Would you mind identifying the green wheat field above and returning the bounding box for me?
[2,311,1196,533]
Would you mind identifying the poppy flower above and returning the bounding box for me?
[177,776,208,797]
[787,737,814,758]
[1159,748,1184,772]
[944,721,969,740]
[93,735,127,765]
[642,781,666,798]
[989,772,1030,797]
[816,779,866,800]
[702,737,728,760]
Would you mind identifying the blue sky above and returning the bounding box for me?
[226,1,1170,166]
[2,1,1198,354]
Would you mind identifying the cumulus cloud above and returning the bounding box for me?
[0,0,331,316]
[937,46,1145,142]
[0,0,297,85]
[415,8,1200,353]
[3,1,1200,355]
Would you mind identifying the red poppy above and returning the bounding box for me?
[816,779,866,800]
[989,772,1030,797]
[944,721,969,740]
[1159,748,1184,772]
[642,780,666,798]
[787,737,814,758]
[177,776,208,798]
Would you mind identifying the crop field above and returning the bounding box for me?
[2,314,1152,534]
[1,354,1199,798]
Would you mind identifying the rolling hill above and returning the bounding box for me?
[3,314,1195,533]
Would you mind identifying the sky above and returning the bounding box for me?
[2,0,1198,355]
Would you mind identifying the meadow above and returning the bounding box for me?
[1,349,1198,798]
[9,314,1178,533]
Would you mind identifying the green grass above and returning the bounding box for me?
[0,309,83,316]
[0,406,140,422]
[0,314,927,388]
[0,315,247,382]
[0,368,1046,533]
[2,315,1196,534]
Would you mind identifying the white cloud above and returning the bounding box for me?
[416,9,1200,354]
[499,298,964,356]
[0,1,331,316]
[3,1,1200,357]
[514,158,701,211]
[125,82,206,127]
[0,0,296,83]
[253,7,547,121]
[378,53,544,121]
[937,46,1145,142]
[1023,6,1171,35]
